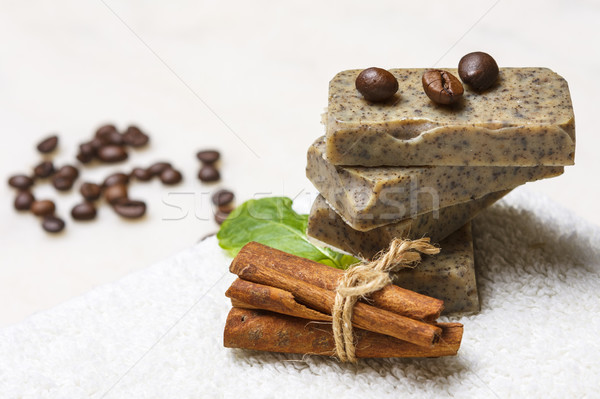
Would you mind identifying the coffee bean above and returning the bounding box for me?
[198,165,220,182]
[36,135,58,153]
[71,202,97,221]
[112,198,146,219]
[103,172,129,187]
[131,167,152,181]
[159,168,182,185]
[90,138,104,151]
[104,183,128,204]
[122,125,149,147]
[14,191,35,211]
[77,142,97,164]
[458,51,499,91]
[8,174,34,190]
[422,69,464,105]
[77,152,93,164]
[97,145,128,163]
[33,161,55,179]
[31,199,56,216]
[148,162,172,176]
[196,150,220,164]
[42,215,65,233]
[355,67,399,102]
[214,210,229,225]
[95,124,118,140]
[218,203,235,214]
[211,189,234,206]
[52,175,74,191]
[80,182,102,201]
[57,165,79,180]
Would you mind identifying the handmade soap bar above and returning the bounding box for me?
[391,223,479,315]
[325,68,575,166]
[307,136,563,231]
[307,191,507,260]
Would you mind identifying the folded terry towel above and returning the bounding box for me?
[1,189,599,399]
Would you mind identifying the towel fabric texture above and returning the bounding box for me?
[1,189,599,398]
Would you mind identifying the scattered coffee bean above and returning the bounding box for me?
[104,183,128,204]
[458,51,499,91]
[159,168,182,185]
[33,161,55,179]
[148,162,172,176]
[80,182,102,201]
[131,167,152,181]
[214,210,229,225]
[52,175,74,191]
[57,165,79,180]
[71,202,97,221]
[196,150,220,164]
[95,124,118,141]
[103,172,129,187]
[31,199,56,216]
[14,191,35,211]
[36,135,59,153]
[211,189,234,206]
[112,198,146,219]
[8,174,34,190]
[218,203,235,214]
[97,145,128,163]
[77,142,96,163]
[422,69,464,105]
[198,165,220,182]
[42,215,65,233]
[355,67,399,102]
[90,137,104,151]
[122,126,149,147]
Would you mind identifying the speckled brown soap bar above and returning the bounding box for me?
[307,191,507,260]
[326,68,575,166]
[307,136,563,231]
[391,222,479,315]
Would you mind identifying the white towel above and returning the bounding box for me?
[1,188,599,399]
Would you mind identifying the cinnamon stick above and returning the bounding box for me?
[224,308,463,358]
[230,242,443,321]
[230,260,442,347]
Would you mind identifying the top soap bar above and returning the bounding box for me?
[325,68,575,166]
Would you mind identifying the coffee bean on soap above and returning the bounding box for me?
[112,198,146,219]
[103,172,129,187]
[52,175,74,191]
[80,182,102,201]
[355,67,399,102]
[97,145,128,163]
[14,191,35,211]
[57,165,79,180]
[458,51,499,91]
[8,174,34,190]
[122,125,149,147]
[36,135,58,153]
[31,199,56,216]
[422,69,464,105]
[33,161,55,179]
[104,183,128,204]
[159,168,182,185]
[198,165,220,182]
[196,150,220,164]
[148,162,171,176]
[71,202,97,221]
[211,189,234,206]
[214,210,229,225]
[131,167,152,181]
[42,215,65,233]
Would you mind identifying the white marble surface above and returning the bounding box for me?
[1,0,598,327]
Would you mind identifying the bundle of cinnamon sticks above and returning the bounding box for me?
[223,242,463,359]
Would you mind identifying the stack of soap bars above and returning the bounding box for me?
[306,68,575,314]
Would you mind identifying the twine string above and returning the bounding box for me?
[332,237,440,363]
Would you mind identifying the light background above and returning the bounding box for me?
[1,0,598,327]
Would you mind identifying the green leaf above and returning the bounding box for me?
[216,196,358,269]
